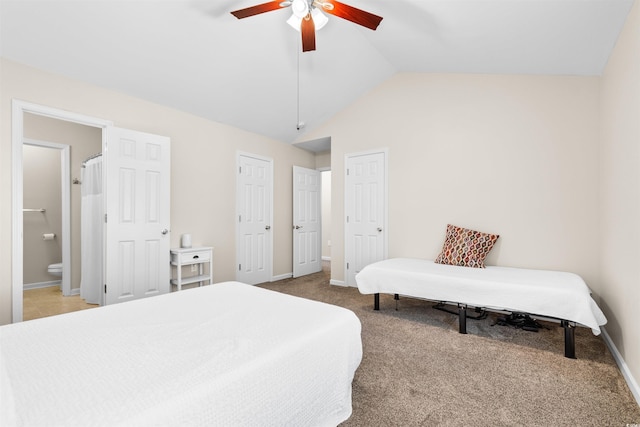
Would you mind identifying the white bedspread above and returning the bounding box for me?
[356,258,607,335]
[0,282,362,427]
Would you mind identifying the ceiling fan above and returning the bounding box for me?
[230,0,383,52]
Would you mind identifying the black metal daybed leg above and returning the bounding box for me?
[562,320,576,359]
[458,303,467,334]
[373,293,399,311]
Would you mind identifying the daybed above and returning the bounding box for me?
[356,258,607,359]
[0,281,362,426]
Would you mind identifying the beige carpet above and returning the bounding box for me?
[259,265,640,427]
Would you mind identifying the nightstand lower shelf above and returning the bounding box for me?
[170,274,210,287]
[170,247,214,291]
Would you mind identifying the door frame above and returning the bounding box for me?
[22,138,71,296]
[235,151,274,284]
[11,100,113,323]
[344,148,388,287]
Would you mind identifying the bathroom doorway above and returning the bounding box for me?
[22,141,68,294]
[22,115,102,320]
[12,101,112,323]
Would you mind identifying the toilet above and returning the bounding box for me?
[47,262,63,277]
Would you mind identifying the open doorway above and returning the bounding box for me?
[321,170,331,274]
[11,100,112,323]
[21,114,103,320]
[291,137,331,278]
[22,142,66,294]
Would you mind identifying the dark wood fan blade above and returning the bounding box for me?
[230,1,287,19]
[301,13,316,52]
[321,0,382,30]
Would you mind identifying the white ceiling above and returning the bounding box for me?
[0,0,633,144]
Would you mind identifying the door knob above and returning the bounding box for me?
[377,227,382,232]
[295,225,303,230]
[161,228,169,235]
[265,225,271,230]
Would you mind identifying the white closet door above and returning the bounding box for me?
[345,150,387,287]
[236,153,273,285]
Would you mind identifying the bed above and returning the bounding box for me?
[355,258,607,358]
[0,281,362,426]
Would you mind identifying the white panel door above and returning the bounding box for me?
[345,151,387,287]
[105,127,171,305]
[293,166,322,278]
[237,154,272,285]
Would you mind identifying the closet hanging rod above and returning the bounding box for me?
[82,152,102,167]
[23,208,46,213]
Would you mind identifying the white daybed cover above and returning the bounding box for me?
[356,258,607,335]
[0,282,362,427]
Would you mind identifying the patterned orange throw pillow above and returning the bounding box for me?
[434,224,499,268]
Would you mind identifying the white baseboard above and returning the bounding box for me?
[23,281,60,290]
[271,273,292,282]
[330,279,347,287]
[322,256,331,261]
[70,287,80,296]
[601,326,640,406]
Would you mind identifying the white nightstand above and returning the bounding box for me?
[170,247,213,291]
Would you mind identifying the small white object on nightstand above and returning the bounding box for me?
[170,247,213,291]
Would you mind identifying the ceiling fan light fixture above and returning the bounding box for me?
[287,7,328,31]
[312,8,328,29]
[291,0,309,18]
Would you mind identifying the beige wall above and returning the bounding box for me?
[24,113,102,291]
[315,150,331,170]
[302,73,601,292]
[600,0,640,396]
[0,58,315,324]
[22,145,62,284]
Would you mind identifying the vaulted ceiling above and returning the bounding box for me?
[0,0,633,144]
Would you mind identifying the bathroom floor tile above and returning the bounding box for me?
[23,286,98,321]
